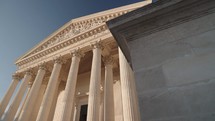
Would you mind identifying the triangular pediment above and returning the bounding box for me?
[15,1,151,65]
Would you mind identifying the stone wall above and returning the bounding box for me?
[129,11,215,121]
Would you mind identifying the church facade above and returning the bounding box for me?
[0,1,152,121]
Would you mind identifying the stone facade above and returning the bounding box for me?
[3,0,214,121]
[108,0,215,120]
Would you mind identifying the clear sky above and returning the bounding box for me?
[0,0,151,100]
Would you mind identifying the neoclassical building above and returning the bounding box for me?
[3,0,215,121]
[0,1,152,121]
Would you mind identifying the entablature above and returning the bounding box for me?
[15,24,115,74]
[15,1,152,74]
[19,9,133,61]
[16,1,151,62]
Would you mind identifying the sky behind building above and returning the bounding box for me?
[0,0,150,100]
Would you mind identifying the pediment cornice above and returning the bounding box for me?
[15,1,152,71]
[16,23,108,67]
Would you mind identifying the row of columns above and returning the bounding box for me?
[0,74,21,118]
[4,71,33,121]
[0,43,140,121]
[19,65,46,121]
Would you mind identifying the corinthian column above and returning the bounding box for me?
[4,71,33,121]
[18,65,46,121]
[0,74,21,118]
[87,42,103,121]
[30,83,47,121]
[36,58,64,121]
[59,49,83,121]
[14,83,31,121]
[118,47,140,121]
[103,56,115,121]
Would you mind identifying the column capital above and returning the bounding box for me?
[38,63,47,71]
[53,56,66,64]
[25,69,34,77]
[12,74,21,80]
[70,48,85,58]
[103,56,114,65]
[91,41,104,50]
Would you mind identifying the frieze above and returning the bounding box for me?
[15,4,145,72]
[23,9,132,59]
[16,26,113,73]
[16,24,108,67]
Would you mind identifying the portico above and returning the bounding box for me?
[0,1,151,121]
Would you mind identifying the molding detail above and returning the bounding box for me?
[103,56,114,65]
[21,9,134,60]
[38,64,47,71]
[16,24,108,68]
[25,69,34,77]
[91,41,104,50]
[70,49,85,58]
[53,57,66,64]
[12,74,21,80]
[14,1,151,73]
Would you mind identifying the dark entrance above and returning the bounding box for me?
[79,104,88,121]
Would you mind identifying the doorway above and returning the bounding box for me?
[79,104,88,121]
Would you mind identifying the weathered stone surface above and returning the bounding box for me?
[134,66,166,92]
[163,53,215,86]
[138,78,215,121]
[190,113,215,121]
[133,15,215,120]
[183,30,215,55]
[108,0,215,120]
[139,88,190,120]
[183,79,215,114]
[129,12,215,71]
[131,38,192,70]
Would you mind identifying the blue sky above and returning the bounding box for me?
[0,0,150,100]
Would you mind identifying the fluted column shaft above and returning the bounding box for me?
[36,59,64,121]
[119,48,140,121]
[14,85,31,121]
[59,50,83,121]
[0,74,20,118]
[104,57,115,121]
[87,43,102,121]
[18,65,46,121]
[30,84,47,121]
[47,80,60,121]
[4,71,32,121]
